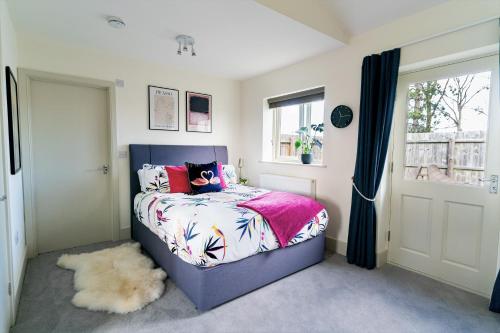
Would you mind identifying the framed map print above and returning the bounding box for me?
[148,85,179,131]
[186,91,212,133]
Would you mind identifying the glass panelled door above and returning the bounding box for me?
[389,54,500,296]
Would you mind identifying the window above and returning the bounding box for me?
[403,70,491,185]
[273,101,324,161]
[267,87,325,163]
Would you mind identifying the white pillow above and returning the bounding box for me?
[222,164,238,184]
[138,164,170,193]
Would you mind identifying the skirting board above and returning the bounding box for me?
[12,247,27,325]
[119,227,131,240]
[377,249,388,268]
[325,236,388,268]
[325,236,347,255]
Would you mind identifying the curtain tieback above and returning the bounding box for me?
[351,177,377,202]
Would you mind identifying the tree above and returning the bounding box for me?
[407,80,448,133]
[440,75,489,132]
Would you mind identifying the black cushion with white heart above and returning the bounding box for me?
[185,161,223,194]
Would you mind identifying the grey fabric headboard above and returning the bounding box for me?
[129,144,228,219]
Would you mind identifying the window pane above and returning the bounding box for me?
[310,101,324,131]
[279,105,300,158]
[280,105,300,135]
[277,102,324,161]
[310,101,324,161]
[404,71,491,185]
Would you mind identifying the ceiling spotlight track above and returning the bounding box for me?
[175,35,196,56]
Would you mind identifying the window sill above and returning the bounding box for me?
[259,160,327,168]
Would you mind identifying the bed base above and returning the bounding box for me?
[132,216,325,311]
[129,144,325,310]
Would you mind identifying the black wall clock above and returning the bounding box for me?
[330,105,353,128]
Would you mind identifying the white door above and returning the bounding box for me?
[30,79,112,253]
[389,55,500,297]
[0,145,11,333]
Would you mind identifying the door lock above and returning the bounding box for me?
[480,174,498,194]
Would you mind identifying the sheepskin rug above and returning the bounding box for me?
[57,242,167,314]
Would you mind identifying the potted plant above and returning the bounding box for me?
[294,123,324,164]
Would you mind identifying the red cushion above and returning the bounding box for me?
[218,162,227,189]
[165,165,191,193]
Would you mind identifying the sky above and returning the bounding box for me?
[408,70,491,133]
[280,101,324,135]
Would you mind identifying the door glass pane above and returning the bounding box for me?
[404,71,491,185]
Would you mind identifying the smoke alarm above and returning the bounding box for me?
[107,16,126,29]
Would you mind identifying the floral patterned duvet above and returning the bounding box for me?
[134,184,329,267]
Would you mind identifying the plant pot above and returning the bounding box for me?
[301,153,313,164]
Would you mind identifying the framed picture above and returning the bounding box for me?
[186,91,212,133]
[5,66,21,175]
[148,85,179,131]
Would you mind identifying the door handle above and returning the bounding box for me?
[480,174,498,194]
[0,195,6,202]
[101,164,109,175]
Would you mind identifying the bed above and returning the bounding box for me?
[130,144,327,310]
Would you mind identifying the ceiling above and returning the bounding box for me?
[324,0,449,36]
[7,0,449,80]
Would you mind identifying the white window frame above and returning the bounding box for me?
[272,102,322,163]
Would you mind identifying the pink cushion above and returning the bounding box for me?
[218,162,227,189]
[165,165,191,193]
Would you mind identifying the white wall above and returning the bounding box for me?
[240,1,500,255]
[0,0,25,325]
[16,33,241,234]
[0,4,12,328]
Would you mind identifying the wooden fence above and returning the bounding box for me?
[405,130,486,185]
[280,134,322,160]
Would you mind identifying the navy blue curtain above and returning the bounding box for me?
[491,272,500,313]
[346,48,401,269]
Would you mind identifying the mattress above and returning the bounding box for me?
[134,184,328,267]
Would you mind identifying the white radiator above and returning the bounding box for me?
[259,174,316,199]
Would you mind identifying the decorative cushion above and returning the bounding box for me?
[217,162,227,189]
[138,164,170,193]
[185,161,223,194]
[222,164,238,184]
[165,165,191,193]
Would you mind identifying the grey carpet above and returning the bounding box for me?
[10,241,500,333]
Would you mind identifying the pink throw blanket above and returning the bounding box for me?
[237,192,325,248]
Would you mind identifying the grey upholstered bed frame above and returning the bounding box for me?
[129,144,325,310]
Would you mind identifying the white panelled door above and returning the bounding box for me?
[389,55,500,296]
[30,79,112,253]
